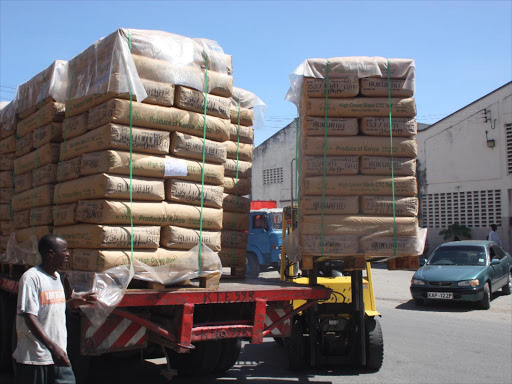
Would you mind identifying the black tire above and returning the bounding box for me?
[286,318,306,371]
[478,283,491,310]
[215,338,241,373]
[168,341,222,376]
[413,298,424,306]
[66,313,91,384]
[365,317,384,372]
[246,253,260,277]
[502,271,511,295]
[273,337,285,347]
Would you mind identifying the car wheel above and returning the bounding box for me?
[246,253,260,277]
[478,283,491,310]
[413,298,424,306]
[502,271,511,295]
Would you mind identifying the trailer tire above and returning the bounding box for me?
[169,341,222,376]
[287,318,306,371]
[215,338,241,373]
[246,253,260,277]
[365,317,383,372]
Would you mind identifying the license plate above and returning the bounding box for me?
[427,292,453,299]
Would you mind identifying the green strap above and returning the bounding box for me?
[320,60,329,257]
[127,30,134,264]
[197,54,209,276]
[387,59,398,258]
[230,92,241,263]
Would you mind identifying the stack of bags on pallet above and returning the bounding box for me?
[219,87,257,275]
[0,101,16,254]
[286,57,425,270]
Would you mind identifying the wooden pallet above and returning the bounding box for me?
[129,271,223,290]
[387,256,419,270]
[301,255,366,271]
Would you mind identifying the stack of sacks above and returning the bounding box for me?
[0,102,16,254]
[10,61,69,248]
[219,87,257,275]
[286,57,423,269]
[51,29,231,275]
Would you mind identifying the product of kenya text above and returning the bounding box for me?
[285,56,426,270]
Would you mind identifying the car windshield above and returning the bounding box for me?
[427,246,487,266]
[269,212,283,230]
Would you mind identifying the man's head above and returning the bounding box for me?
[490,224,498,231]
[38,234,69,270]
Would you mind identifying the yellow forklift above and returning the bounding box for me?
[280,204,383,371]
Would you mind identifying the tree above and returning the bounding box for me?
[439,223,472,241]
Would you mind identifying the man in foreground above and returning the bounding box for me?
[13,234,96,384]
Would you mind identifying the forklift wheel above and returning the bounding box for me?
[365,317,383,372]
[287,318,306,371]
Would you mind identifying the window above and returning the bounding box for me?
[252,214,268,230]
[263,167,283,185]
[491,245,505,260]
[506,123,512,174]
[421,190,501,228]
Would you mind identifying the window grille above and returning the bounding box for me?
[421,190,501,228]
[263,167,283,185]
[506,124,512,174]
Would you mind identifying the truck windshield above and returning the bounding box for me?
[269,212,283,230]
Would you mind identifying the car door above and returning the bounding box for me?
[489,246,506,291]
[249,213,271,258]
[491,245,508,288]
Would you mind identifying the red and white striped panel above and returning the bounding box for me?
[82,315,147,355]
[265,306,291,337]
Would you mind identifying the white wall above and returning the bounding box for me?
[418,83,512,253]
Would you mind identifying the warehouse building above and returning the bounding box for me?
[418,81,512,253]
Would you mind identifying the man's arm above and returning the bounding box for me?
[66,292,97,310]
[22,313,70,367]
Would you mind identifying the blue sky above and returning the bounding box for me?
[1,0,511,146]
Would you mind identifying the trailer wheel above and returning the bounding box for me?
[365,317,383,372]
[246,253,260,277]
[215,338,241,373]
[287,318,306,371]
[168,340,223,376]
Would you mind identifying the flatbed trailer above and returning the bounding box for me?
[0,270,332,379]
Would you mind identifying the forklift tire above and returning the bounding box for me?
[365,317,383,372]
[287,318,306,371]
[246,253,260,277]
[215,338,242,373]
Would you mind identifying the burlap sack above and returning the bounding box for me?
[222,193,251,213]
[360,156,416,176]
[80,151,225,185]
[301,235,359,256]
[0,154,14,171]
[302,156,359,176]
[17,102,65,138]
[359,78,414,97]
[221,230,248,250]
[14,210,30,229]
[62,113,88,140]
[15,134,33,157]
[14,143,60,176]
[360,236,424,256]
[165,179,223,209]
[223,211,250,231]
[53,203,77,226]
[301,116,359,136]
[304,136,417,158]
[30,206,53,226]
[171,132,227,164]
[303,175,417,196]
[301,215,418,236]
[160,226,221,252]
[219,249,246,267]
[0,171,11,188]
[54,173,165,204]
[163,203,222,230]
[0,221,13,236]
[16,226,51,243]
[33,163,58,186]
[14,172,32,193]
[229,124,254,144]
[0,188,13,204]
[302,77,359,98]
[226,141,253,162]
[360,117,417,137]
[360,196,418,217]
[229,107,253,127]
[0,135,15,155]
[12,184,54,212]
[33,123,62,147]
[301,196,359,215]
[174,86,231,119]
[304,97,416,118]
[223,177,251,196]
[71,247,221,272]
[87,98,230,142]
[223,159,252,179]
[0,203,10,217]
[57,157,81,182]
[55,225,160,249]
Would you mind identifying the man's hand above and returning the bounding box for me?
[48,344,71,367]
[68,292,98,310]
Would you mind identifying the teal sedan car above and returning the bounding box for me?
[410,241,512,309]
